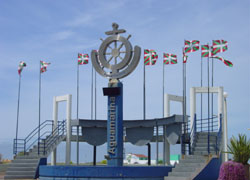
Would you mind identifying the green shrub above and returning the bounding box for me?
[226,134,250,165]
[100,160,107,164]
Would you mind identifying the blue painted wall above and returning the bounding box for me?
[39,166,172,179]
[193,158,221,180]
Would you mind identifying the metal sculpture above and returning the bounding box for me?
[91,23,141,79]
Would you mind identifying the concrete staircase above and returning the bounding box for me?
[4,134,66,179]
[165,132,218,180]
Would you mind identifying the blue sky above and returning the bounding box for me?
[0,0,249,162]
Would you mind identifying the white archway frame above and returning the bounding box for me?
[164,94,184,165]
[51,94,72,165]
[190,87,228,162]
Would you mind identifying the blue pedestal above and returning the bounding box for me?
[106,81,123,166]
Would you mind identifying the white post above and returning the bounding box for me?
[164,94,184,165]
[223,92,228,162]
[165,94,170,117]
[51,97,58,165]
[190,87,196,130]
[165,94,171,165]
[218,87,225,162]
[66,94,72,165]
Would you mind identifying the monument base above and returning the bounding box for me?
[39,165,172,180]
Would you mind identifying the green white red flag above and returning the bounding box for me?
[40,61,51,73]
[201,45,212,57]
[144,49,157,65]
[212,40,228,55]
[183,52,188,63]
[78,53,89,65]
[184,40,200,53]
[18,61,26,75]
[213,56,233,67]
[163,53,177,65]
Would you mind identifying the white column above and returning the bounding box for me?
[51,97,58,165]
[165,94,170,117]
[218,87,225,162]
[66,94,72,165]
[164,94,171,165]
[190,87,196,130]
[223,92,228,162]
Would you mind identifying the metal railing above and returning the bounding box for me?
[185,113,223,155]
[39,120,66,155]
[13,120,66,156]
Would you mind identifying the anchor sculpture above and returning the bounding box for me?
[91,23,141,166]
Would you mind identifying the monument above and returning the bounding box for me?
[91,22,141,166]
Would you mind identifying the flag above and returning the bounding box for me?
[40,61,51,73]
[18,61,26,75]
[144,49,157,65]
[163,53,177,65]
[201,45,212,57]
[213,56,233,67]
[183,52,188,63]
[184,40,200,53]
[212,40,228,55]
[78,53,89,65]
[152,53,158,65]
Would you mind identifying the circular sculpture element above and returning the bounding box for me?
[91,23,141,79]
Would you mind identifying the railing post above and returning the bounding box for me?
[43,140,46,155]
[38,141,40,155]
[194,114,197,137]
[216,136,218,155]
[208,116,210,154]
[13,139,15,155]
[24,140,26,155]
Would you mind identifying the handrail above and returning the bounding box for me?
[25,120,53,142]
[14,120,54,155]
[41,120,66,155]
[189,114,197,155]
[216,114,223,155]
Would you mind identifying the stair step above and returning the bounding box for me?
[183,155,207,159]
[12,159,39,163]
[9,163,38,167]
[6,170,35,176]
[194,151,217,155]
[179,158,206,164]
[196,136,216,142]
[15,155,40,159]
[195,142,216,147]
[4,175,35,179]
[172,166,196,172]
[165,176,189,180]
[168,171,192,177]
[194,147,216,151]
[176,162,205,169]
[6,167,37,171]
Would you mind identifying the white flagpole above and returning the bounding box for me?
[201,52,203,131]
[93,70,97,166]
[76,59,80,165]
[143,60,146,121]
[38,61,41,155]
[207,44,210,153]
[15,74,21,154]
